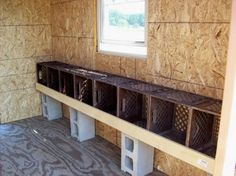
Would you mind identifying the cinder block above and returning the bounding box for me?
[71,122,79,138]
[42,94,47,104]
[43,105,48,117]
[121,133,154,176]
[69,108,95,142]
[69,108,78,123]
[42,94,62,120]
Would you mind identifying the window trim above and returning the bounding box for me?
[97,0,148,59]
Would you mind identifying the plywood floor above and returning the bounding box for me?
[0,116,165,176]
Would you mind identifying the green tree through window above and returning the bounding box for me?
[109,10,144,28]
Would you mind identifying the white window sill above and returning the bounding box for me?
[98,43,147,59]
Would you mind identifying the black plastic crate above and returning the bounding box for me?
[188,110,219,157]
[48,67,59,91]
[94,81,117,115]
[74,75,93,106]
[60,71,74,98]
[118,88,148,129]
[37,64,47,86]
[148,97,190,144]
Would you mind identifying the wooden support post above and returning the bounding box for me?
[214,1,236,175]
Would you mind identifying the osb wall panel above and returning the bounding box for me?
[0,0,52,123]
[0,88,41,123]
[147,24,167,77]
[0,25,51,60]
[165,24,228,89]
[0,26,16,60]
[0,74,35,93]
[62,104,70,119]
[53,37,78,64]
[95,53,121,75]
[52,1,83,37]
[51,0,72,5]
[51,0,95,68]
[96,121,117,145]
[148,23,229,90]
[0,0,50,25]
[120,58,136,79]
[51,0,94,38]
[76,38,94,69]
[50,0,232,175]
[13,26,51,59]
[149,0,231,22]
[154,150,208,176]
[53,37,94,69]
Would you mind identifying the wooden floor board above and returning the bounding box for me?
[0,116,165,176]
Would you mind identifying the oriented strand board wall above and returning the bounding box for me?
[0,0,52,123]
[50,0,232,175]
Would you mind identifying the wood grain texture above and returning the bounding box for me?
[80,0,94,38]
[51,1,82,37]
[0,116,164,176]
[52,37,77,63]
[53,37,94,69]
[62,104,70,119]
[147,23,169,77]
[116,131,121,148]
[120,57,136,79]
[0,116,124,175]
[0,74,35,93]
[75,38,94,69]
[144,23,229,91]
[136,59,148,81]
[51,0,73,5]
[51,0,94,37]
[0,26,16,60]
[95,53,121,75]
[0,0,50,25]
[0,58,35,77]
[154,149,208,176]
[0,56,51,78]
[0,25,51,60]
[13,25,52,59]
[96,121,118,146]
[165,23,229,89]
[0,89,41,123]
[0,0,52,123]
[149,0,232,22]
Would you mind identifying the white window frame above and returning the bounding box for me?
[97,0,148,59]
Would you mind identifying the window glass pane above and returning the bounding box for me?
[102,0,145,43]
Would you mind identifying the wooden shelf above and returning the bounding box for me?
[36,83,215,174]
[36,61,223,174]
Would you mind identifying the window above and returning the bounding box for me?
[97,0,147,58]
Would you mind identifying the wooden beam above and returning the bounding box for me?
[36,83,215,174]
[214,0,236,175]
